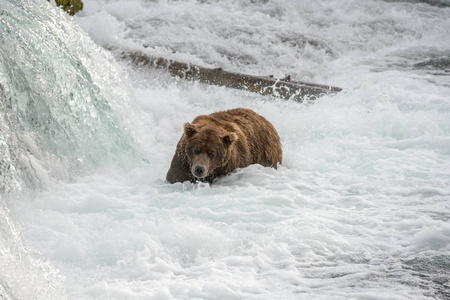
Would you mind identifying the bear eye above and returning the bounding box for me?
[193,148,200,155]
[208,152,214,159]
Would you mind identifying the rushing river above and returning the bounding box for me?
[1,0,449,299]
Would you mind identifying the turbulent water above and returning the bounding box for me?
[1,0,450,299]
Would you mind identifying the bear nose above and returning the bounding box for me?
[194,165,205,177]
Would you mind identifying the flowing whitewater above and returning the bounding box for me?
[1,0,450,299]
[0,0,140,298]
[0,0,140,191]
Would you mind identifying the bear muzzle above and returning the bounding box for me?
[194,165,206,178]
[191,153,210,179]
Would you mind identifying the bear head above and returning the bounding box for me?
[182,121,238,181]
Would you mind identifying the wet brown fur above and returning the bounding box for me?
[166,108,282,183]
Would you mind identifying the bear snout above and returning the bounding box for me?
[194,165,206,178]
[191,154,210,179]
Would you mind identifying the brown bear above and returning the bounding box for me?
[166,108,282,183]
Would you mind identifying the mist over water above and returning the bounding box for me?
[1,0,450,299]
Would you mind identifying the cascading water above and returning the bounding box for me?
[0,0,140,192]
[0,199,67,300]
[0,1,141,298]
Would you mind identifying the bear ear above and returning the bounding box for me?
[222,132,238,146]
[184,122,197,137]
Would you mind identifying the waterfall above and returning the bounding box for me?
[0,1,142,298]
[0,0,139,192]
